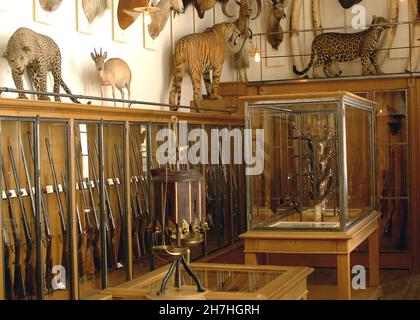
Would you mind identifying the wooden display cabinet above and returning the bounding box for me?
[0,98,245,300]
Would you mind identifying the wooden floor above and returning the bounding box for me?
[309,268,420,300]
[200,242,420,300]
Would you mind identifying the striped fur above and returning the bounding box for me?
[169,22,241,111]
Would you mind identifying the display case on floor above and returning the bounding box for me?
[245,92,376,231]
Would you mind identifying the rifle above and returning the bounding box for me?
[1,155,26,299]
[60,171,85,277]
[115,143,142,259]
[91,139,117,269]
[45,138,69,276]
[3,218,14,300]
[26,131,54,293]
[378,169,388,219]
[8,145,35,298]
[112,164,127,263]
[74,136,101,273]
[384,149,396,237]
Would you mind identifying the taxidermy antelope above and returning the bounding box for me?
[91,49,132,107]
[266,0,288,50]
[231,0,262,81]
[39,0,63,12]
[83,0,111,24]
[148,0,185,39]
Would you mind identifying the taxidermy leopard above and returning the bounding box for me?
[2,27,79,103]
[293,16,390,78]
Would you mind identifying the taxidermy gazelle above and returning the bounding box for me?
[148,0,185,39]
[266,0,288,50]
[91,49,132,107]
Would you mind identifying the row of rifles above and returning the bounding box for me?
[1,132,150,299]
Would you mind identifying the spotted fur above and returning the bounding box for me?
[169,22,241,111]
[2,27,79,103]
[293,16,390,78]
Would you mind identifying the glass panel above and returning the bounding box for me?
[40,120,71,299]
[103,122,127,287]
[130,123,151,278]
[249,103,343,230]
[345,104,373,227]
[74,122,102,298]
[374,91,410,251]
[1,119,43,300]
[138,268,284,293]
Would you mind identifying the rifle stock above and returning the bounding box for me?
[26,131,54,293]
[3,223,14,300]
[1,155,26,299]
[8,145,35,298]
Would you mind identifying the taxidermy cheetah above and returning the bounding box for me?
[2,27,79,103]
[293,16,390,78]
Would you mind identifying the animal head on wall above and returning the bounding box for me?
[266,0,288,50]
[148,0,185,40]
[39,0,63,12]
[83,0,111,24]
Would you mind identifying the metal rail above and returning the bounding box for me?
[0,87,233,115]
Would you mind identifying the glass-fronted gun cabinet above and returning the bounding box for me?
[0,99,245,300]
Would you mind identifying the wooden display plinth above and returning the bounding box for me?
[240,212,381,300]
[101,263,313,300]
[189,97,240,114]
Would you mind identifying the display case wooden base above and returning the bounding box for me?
[98,263,313,300]
[240,211,381,300]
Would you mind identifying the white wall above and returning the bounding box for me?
[0,0,415,109]
[242,0,414,82]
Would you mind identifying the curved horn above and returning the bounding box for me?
[94,48,98,57]
[247,27,253,39]
[251,0,262,20]
[222,0,234,18]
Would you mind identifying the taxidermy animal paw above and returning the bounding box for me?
[18,94,29,100]
[39,95,51,101]
[211,94,223,100]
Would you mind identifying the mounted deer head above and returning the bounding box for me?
[266,0,288,50]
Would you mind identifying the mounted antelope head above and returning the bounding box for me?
[148,0,184,39]
[266,0,288,50]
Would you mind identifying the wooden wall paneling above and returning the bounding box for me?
[411,78,420,271]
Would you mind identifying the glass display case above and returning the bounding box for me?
[246,92,377,231]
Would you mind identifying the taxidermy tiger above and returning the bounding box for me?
[293,16,390,78]
[169,22,242,111]
[2,27,79,103]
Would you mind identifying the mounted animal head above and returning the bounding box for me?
[39,0,63,12]
[90,48,108,72]
[148,0,185,39]
[270,0,288,20]
[266,0,288,49]
[227,0,261,38]
[338,0,362,9]
[225,0,262,20]
[181,0,236,19]
[2,46,32,76]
